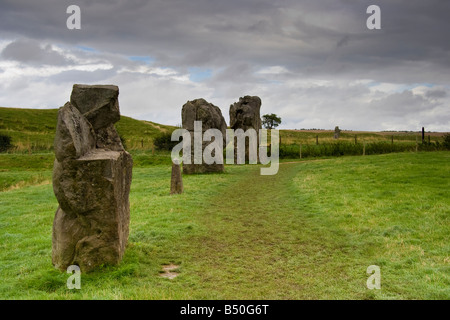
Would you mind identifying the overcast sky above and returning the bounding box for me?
[0,0,449,131]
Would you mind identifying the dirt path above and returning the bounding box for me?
[180,162,342,299]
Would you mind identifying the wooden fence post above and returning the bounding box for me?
[299,143,302,159]
[363,141,366,156]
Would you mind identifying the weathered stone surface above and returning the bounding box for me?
[52,84,132,273]
[229,96,262,163]
[181,98,227,174]
[52,151,132,272]
[170,160,183,194]
[95,124,124,151]
[229,96,262,131]
[182,98,227,134]
[54,102,96,162]
[70,84,120,130]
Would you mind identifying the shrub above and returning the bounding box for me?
[443,133,450,150]
[0,134,12,152]
[153,131,178,151]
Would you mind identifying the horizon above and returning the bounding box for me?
[0,105,448,133]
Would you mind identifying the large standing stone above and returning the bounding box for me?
[52,84,133,273]
[229,96,262,163]
[229,96,262,131]
[181,98,227,174]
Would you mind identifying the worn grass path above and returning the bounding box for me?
[173,152,449,299]
[175,163,373,299]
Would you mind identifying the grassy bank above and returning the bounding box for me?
[0,151,448,299]
[0,106,175,152]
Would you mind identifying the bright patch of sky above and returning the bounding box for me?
[188,67,212,82]
[129,56,154,65]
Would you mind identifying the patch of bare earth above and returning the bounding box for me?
[160,264,179,279]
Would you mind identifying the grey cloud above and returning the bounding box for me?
[48,68,118,84]
[0,0,449,131]
[1,39,72,65]
[426,89,447,99]
[1,0,449,82]
[368,91,431,117]
[336,35,350,48]
[210,62,257,84]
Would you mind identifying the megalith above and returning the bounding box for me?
[229,96,262,163]
[334,126,341,139]
[229,96,262,131]
[181,98,227,174]
[52,84,133,273]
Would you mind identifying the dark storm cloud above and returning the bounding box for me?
[1,0,449,82]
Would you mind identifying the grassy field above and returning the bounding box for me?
[0,107,175,152]
[0,151,448,299]
[280,129,446,146]
[2,107,446,154]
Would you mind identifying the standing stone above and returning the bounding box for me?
[70,84,120,130]
[181,98,227,174]
[229,96,262,163]
[334,126,341,139]
[229,96,262,131]
[52,84,133,273]
[170,160,183,194]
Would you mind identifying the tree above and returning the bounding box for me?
[0,134,12,152]
[262,113,282,129]
[153,131,178,151]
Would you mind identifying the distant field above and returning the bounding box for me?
[0,151,448,299]
[1,107,447,153]
[280,129,446,146]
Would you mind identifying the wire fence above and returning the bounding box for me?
[2,133,448,160]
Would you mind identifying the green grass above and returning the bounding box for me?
[0,151,448,299]
[0,151,173,191]
[0,108,58,151]
[0,153,54,191]
[2,106,446,154]
[114,118,176,151]
[0,106,175,152]
[280,129,446,145]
